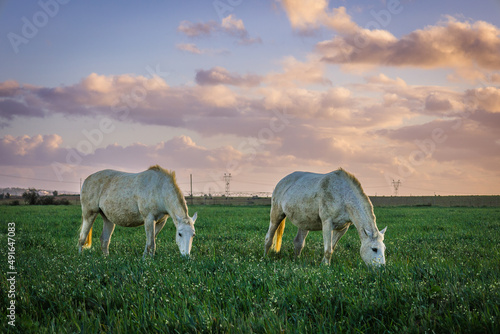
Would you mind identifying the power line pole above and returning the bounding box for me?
[79,178,82,205]
[392,179,401,196]
[223,173,232,196]
[190,174,193,205]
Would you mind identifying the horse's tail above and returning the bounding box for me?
[83,227,92,248]
[79,216,92,249]
[272,218,286,252]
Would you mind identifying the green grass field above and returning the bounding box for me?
[1,205,499,333]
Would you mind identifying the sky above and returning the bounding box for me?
[0,0,499,197]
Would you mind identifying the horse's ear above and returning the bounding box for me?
[363,228,373,238]
[174,214,182,226]
[192,212,197,223]
[380,226,387,235]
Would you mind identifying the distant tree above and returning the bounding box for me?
[0,193,4,200]
[22,188,39,205]
[53,190,58,197]
[38,196,55,205]
[6,193,11,199]
[57,198,70,205]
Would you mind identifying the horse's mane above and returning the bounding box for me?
[337,168,372,209]
[337,168,363,191]
[148,165,188,211]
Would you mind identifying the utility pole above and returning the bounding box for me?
[190,174,193,205]
[79,178,82,205]
[392,179,401,196]
[223,173,232,197]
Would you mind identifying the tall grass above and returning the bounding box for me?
[1,205,499,333]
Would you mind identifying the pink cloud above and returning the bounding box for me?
[176,43,229,56]
[376,117,500,169]
[177,14,261,45]
[0,134,65,165]
[1,66,499,196]
[221,14,262,45]
[195,67,261,86]
[265,56,332,87]
[0,99,45,121]
[177,20,218,37]
[0,81,46,125]
[0,70,493,136]
[176,43,203,54]
[281,2,359,35]
[316,16,500,73]
[0,80,21,97]
[0,73,243,130]
[425,94,453,112]
[0,134,244,169]
[465,87,500,113]
[279,2,500,79]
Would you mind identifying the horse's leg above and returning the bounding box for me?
[143,214,156,259]
[149,217,167,253]
[293,228,309,257]
[100,216,115,256]
[321,219,334,265]
[331,224,350,254]
[322,224,350,265]
[154,216,168,239]
[264,205,286,255]
[78,210,99,253]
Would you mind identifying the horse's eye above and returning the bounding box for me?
[372,248,378,252]
[178,233,182,237]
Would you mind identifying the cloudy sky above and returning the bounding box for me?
[1,0,499,196]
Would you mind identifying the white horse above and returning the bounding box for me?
[264,169,387,266]
[78,165,197,258]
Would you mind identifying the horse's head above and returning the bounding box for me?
[174,212,197,257]
[360,226,387,266]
